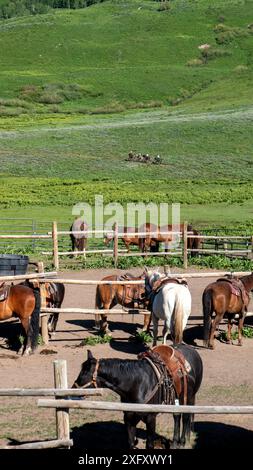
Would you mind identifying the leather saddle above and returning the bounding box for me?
[118,274,145,308]
[216,277,249,309]
[139,345,190,404]
[147,277,188,311]
[0,282,10,302]
[152,277,188,294]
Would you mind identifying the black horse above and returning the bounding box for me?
[72,344,203,449]
[22,280,65,334]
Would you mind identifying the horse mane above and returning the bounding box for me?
[99,358,141,378]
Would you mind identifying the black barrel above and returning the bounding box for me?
[0,254,29,276]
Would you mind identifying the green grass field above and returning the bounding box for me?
[0,0,253,230]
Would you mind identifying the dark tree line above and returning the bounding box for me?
[0,0,105,19]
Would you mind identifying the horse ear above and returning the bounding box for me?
[144,266,149,273]
[87,350,94,361]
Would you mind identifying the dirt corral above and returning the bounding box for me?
[0,267,253,450]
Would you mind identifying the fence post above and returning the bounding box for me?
[113,222,118,268]
[183,221,188,270]
[52,221,59,271]
[54,360,70,445]
[38,261,49,345]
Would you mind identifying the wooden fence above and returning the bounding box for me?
[1,221,253,268]
[1,359,253,449]
[1,268,253,345]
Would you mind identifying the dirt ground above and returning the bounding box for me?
[0,266,253,449]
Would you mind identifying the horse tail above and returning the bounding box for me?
[95,285,103,309]
[202,289,212,347]
[173,292,184,344]
[29,287,41,351]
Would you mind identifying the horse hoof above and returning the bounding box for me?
[226,340,232,345]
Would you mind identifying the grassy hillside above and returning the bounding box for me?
[0,0,253,228]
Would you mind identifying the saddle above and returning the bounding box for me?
[0,282,10,302]
[139,345,190,405]
[216,277,249,309]
[147,277,188,311]
[152,277,188,293]
[118,274,145,308]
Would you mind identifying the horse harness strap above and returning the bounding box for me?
[138,345,189,405]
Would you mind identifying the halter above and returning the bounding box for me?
[73,359,100,389]
[73,359,128,399]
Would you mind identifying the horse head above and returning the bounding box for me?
[104,231,114,246]
[72,350,97,389]
[144,268,162,294]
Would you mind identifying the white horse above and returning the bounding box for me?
[144,269,191,346]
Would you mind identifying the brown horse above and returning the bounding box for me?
[203,273,253,349]
[142,223,202,255]
[23,280,65,335]
[104,226,140,252]
[94,273,150,334]
[70,217,88,256]
[0,284,40,355]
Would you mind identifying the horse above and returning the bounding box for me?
[0,283,40,355]
[70,217,88,256]
[143,223,202,255]
[104,226,140,253]
[203,272,253,349]
[94,272,149,334]
[144,269,191,346]
[23,280,65,335]
[72,346,203,449]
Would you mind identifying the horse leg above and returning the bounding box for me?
[100,314,109,335]
[48,312,60,335]
[124,412,140,449]
[20,317,31,355]
[94,314,101,330]
[180,394,196,448]
[145,414,156,450]
[162,318,170,345]
[152,314,159,346]
[142,313,151,333]
[171,413,181,449]
[209,314,222,349]
[237,314,245,346]
[180,414,191,448]
[226,317,233,344]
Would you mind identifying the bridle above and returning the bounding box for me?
[73,359,100,389]
[73,359,128,399]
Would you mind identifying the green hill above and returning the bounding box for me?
[0,0,253,227]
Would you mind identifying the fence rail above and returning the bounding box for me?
[2,359,253,450]
[1,220,253,268]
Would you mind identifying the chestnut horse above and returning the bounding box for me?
[203,273,253,349]
[140,223,202,255]
[23,280,65,335]
[94,273,149,334]
[104,226,140,252]
[0,284,40,355]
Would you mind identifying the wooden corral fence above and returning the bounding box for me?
[1,267,253,346]
[1,221,253,268]
[1,359,253,449]
[0,360,103,449]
